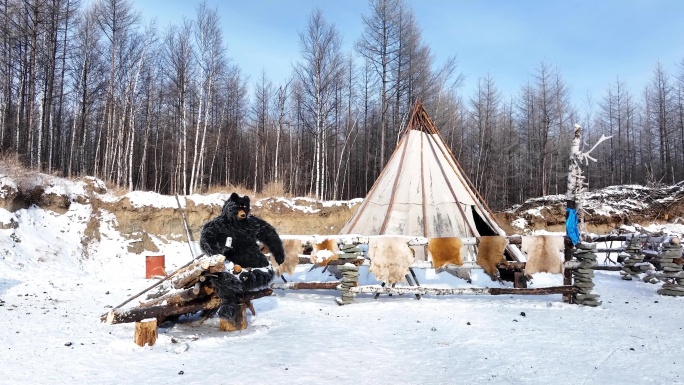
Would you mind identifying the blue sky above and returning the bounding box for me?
[134,0,684,109]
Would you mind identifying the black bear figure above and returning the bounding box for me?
[199,193,285,318]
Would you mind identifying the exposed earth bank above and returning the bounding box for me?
[1,170,683,257]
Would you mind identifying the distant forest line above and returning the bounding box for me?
[1,0,683,210]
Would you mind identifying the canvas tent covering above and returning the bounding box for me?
[340,101,524,262]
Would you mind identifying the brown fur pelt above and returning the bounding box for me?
[476,236,509,280]
[428,237,464,269]
[368,237,415,285]
[268,239,302,276]
[309,238,339,266]
[522,235,564,274]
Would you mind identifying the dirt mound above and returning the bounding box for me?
[0,173,360,256]
[0,178,19,212]
[252,197,357,235]
[3,167,681,255]
[500,182,684,234]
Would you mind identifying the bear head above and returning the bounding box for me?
[221,192,251,221]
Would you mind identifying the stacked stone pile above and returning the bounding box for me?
[572,242,601,307]
[335,243,361,305]
[656,237,684,297]
[619,238,644,281]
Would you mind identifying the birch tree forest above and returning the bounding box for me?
[1,0,683,210]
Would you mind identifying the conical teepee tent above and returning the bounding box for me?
[340,101,523,261]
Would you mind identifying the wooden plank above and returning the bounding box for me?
[297,256,365,266]
[350,285,578,296]
[271,282,341,290]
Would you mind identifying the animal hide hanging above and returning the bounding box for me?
[476,236,509,280]
[428,237,464,269]
[310,238,339,266]
[269,239,302,276]
[521,235,565,275]
[368,237,415,285]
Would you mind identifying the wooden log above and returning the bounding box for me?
[502,260,621,271]
[102,296,222,324]
[592,265,624,271]
[243,288,274,301]
[108,258,199,312]
[349,285,577,296]
[171,255,226,289]
[563,241,573,303]
[498,262,525,270]
[404,273,421,300]
[144,287,171,300]
[246,300,256,316]
[596,248,625,253]
[139,283,202,308]
[271,282,342,290]
[219,303,247,332]
[514,271,528,288]
[134,318,158,347]
[208,261,225,273]
[166,283,202,306]
[173,265,209,289]
[297,256,365,266]
[172,254,225,277]
[200,285,215,296]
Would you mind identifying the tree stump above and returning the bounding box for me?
[219,304,247,332]
[134,318,158,346]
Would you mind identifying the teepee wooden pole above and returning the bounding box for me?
[379,124,412,234]
[425,133,477,236]
[341,125,411,234]
[420,129,428,238]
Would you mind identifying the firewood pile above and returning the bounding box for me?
[100,254,272,327]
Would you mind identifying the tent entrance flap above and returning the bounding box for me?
[472,206,498,236]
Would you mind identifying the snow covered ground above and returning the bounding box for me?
[0,210,684,384]
[2,190,684,384]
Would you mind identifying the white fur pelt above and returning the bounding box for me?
[368,237,415,285]
[522,235,564,274]
[269,239,302,276]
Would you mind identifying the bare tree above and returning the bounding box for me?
[189,1,224,193]
[162,20,192,194]
[67,4,104,177]
[598,78,638,185]
[516,61,570,198]
[646,62,675,183]
[293,9,344,199]
[469,74,501,199]
[250,71,273,193]
[675,59,684,181]
[356,0,401,167]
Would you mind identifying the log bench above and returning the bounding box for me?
[101,254,275,345]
